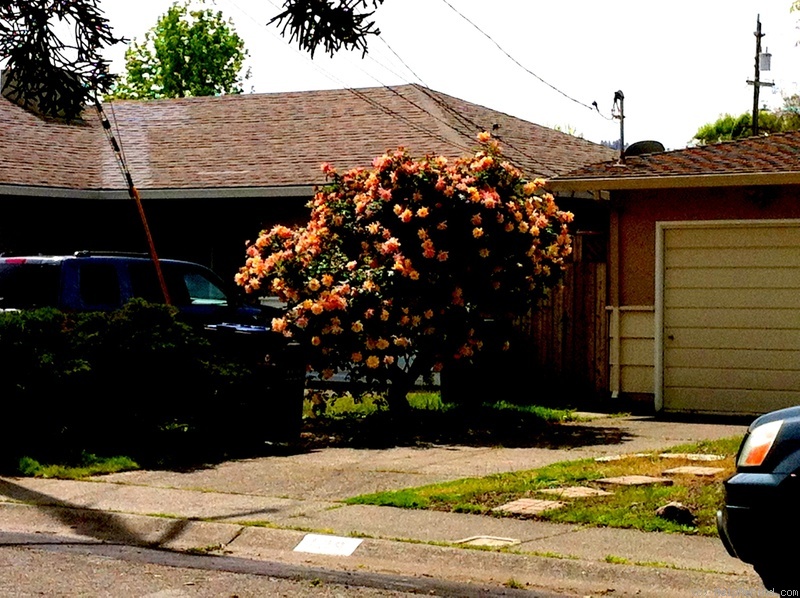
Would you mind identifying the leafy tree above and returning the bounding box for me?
[109,1,249,100]
[0,0,121,121]
[692,100,800,145]
[235,134,574,414]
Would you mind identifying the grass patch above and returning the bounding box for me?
[347,436,744,536]
[17,453,139,479]
[185,543,224,555]
[503,578,526,589]
[488,401,577,422]
[407,391,448,411]
[659,436,742,457]
[303,390,575,422]
[300,390,583,449]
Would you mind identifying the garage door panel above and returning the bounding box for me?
[665,227,800,249]
[664,387,800,415]
[665,247,799,268]
[665,288,800,310]
[666,347,800,370]
[665,267,800,289]
[665,308,800,330]
[666,367,800,392]
[662,223,800,415]
[665,327,800,350]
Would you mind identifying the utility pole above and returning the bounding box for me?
[613,90,624,163]
[746,15,774,136]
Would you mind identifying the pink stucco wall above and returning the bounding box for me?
[615,185,800,306]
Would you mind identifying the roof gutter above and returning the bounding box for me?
[547,171,800,193]
[0,184,317,200]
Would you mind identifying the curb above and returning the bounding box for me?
[0,501,763,598]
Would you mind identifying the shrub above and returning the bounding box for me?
[0,300,293,469]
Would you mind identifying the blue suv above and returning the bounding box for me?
[0,251,268,326]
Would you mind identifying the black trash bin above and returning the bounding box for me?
[204,323,304,446]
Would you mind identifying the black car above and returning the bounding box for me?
[717,406,800,592]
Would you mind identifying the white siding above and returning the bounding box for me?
[615,308,655,394]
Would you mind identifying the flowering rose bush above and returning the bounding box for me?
[236,133,573,412]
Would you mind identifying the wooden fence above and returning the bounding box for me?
[523,232,609,397]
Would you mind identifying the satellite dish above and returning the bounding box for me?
[624,140,666,157]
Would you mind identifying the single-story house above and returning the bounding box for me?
[548,131,800,416]
[0,83,615,282]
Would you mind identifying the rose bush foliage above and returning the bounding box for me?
[236,133,573,407]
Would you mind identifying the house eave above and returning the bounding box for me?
[0,184,317,200]
[547,171,800,193]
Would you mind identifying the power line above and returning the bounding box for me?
[376,36,428,87]
[367,39,558,173]
[219,0,479,156]
[357,43,556,174]
[438,0,614,121]
[219,0,571,174]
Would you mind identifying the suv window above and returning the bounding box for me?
[184,270,228,306]
[79,262,121,308]
[0,263,61,309]
[128,262,229,308]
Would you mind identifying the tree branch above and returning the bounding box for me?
[269,0,384,58]
[0,0,123,121]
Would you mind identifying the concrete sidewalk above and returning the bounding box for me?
[0,415,769,597]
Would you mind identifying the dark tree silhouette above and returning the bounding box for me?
[0,0,386,120]
[269,0,385,57]
[0,0,122,121]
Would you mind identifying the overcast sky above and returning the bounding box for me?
[98,0,800,151]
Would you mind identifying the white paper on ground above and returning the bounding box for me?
[293,533,363,556]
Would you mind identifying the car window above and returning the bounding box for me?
[128,261,226,307]
[0,263,61,309]
[183,271,228,306]
[79,262,121,308]
[129,262,186,305]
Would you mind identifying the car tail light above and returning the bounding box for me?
[1,258,26,264]
[737,420,783,467]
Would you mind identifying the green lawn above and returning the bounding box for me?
[347,436,744,536]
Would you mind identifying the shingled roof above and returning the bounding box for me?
[0,84,615,198]
[549,129,800,192]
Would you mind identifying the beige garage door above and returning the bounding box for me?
[661,221,800,415]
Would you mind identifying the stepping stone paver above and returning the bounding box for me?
[596,475,673,487]
[658,453,725,461]
[594,453,652,462]
[492,498,565,515]
[663,466,725,477]
[538,486,612,498]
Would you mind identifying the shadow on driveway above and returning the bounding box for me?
[299,410,635,450]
